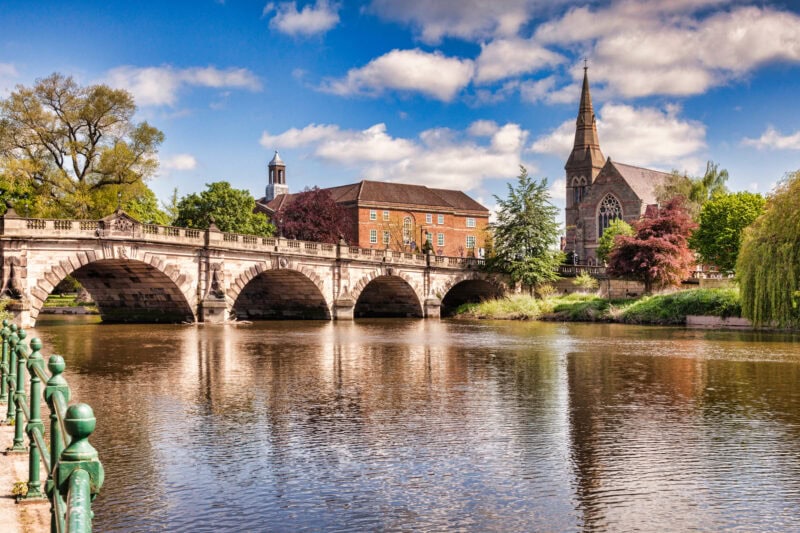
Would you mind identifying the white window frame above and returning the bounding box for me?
[383,231,390,245]
[438,214,445,225]
[369,210,377,221]
[466,217,476,228]
[426,213,432,224]
[383,210,389,221]
[369,229,377,244]
[437,233,444,246]
[466,235,476,249]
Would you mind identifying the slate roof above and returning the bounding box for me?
[257,180,488,214]
[610,161,672,206]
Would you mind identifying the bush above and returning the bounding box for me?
[572,272,599,292]
[455,294,543,320]
[621,288,741,324]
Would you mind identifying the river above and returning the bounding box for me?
[29,316,800,532]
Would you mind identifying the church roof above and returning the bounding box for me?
[257,180,488,214]
[609,161,672,206]
[268,151,284,166]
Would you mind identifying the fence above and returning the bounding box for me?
[1,319,102,532]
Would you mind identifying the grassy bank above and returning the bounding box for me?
[455,288,742,326]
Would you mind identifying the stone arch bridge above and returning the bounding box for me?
[0,211,508,327]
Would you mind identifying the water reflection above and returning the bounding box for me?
[29,317,800,532]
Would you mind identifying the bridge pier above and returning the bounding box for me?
[198,299,228,323]
[333,298,355,320]
[423,298,441,319]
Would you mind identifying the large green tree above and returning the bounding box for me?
[174,181,274,237]
[488,166,563,289]
[737,171,800,328]
[691,191,765,272]
[0,73,163,219]
[657,160,729,218]
[596,218,634,264]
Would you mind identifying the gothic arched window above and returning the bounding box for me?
[572,176,589,206]
[402,216,413,244]
[597,194,622,238]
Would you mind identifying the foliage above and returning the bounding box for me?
[596,218,634,264]
[0,299,11,322]
[174,181,274,237]
[0,73,164,219]
[275,186,355,244]
[620,288,741,324]
[737,170,800,328]
[535,283,556,299]
[606,197,697,293]
[657,161,729,218]
[455,294,544,320]
[487,166,563,287]
[691,191,765,272]
[572,272,599,292]
[161,188,180,225]
[53,275,81,294]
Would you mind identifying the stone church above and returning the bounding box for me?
[564,67,672,263]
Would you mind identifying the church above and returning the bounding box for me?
[563,67,672,263]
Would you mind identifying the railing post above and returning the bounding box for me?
[57,404,104,532]
[9,328,28,453]
[24,337,46,500]
[4,325,18,425]
[0,319,9,405]
[45,355,70,532]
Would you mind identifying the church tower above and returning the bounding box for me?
[266,151,288,201]
[564,65,605,257]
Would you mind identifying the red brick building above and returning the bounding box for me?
[256,155,490,257]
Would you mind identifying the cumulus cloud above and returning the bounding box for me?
[0,63,19,95]
[534,3,800,98]
[474,38,564,83]
[104,65,261,106]
[264,0,340,36]
[260,121,528,190]
[368,0,559,44]
[742,126,800,150]
[531,102,706,172]
[162,154,198,171]
[320,49,474,101]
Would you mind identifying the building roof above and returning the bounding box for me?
[257,180,488,214]
[269,151,284,166]
[610,160,672,206]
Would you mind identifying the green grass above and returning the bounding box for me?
[453,288,742,326]
[43,294,96,309]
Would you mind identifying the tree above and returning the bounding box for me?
[606,197,697,293]
[596,218,634,264]
[657,160,729,218]
[174,181,274,237]
[691,191,765,272]
[488,166,563,289]
[737,170,800,328]
[275,186,355,244]
[0,73,164,219]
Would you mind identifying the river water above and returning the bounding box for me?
[28,316,800,532]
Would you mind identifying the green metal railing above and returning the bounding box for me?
[1,319,103,532]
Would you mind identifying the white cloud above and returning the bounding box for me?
[0,63,19,96]
[104,65,261,106]
[265,0,340,36]
[320,49,474,101]
[474,38,564,83]
[162,154,198,171]
[742,126,800,150]
[549,178,566,201]
[260,121,528,190]
[534,4,800,98]
[368,0,559,44]
[531,102,706,172]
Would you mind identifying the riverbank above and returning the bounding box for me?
[455,288,746,327]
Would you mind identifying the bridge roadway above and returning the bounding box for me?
[0,210,507,327]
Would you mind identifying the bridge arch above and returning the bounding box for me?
[31,253,196,325]
[227,262,331,320]
[435,273,506,317]
[351,269,424,318]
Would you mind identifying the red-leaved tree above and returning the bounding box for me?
[275,187,356,244]
[606,197,697,293]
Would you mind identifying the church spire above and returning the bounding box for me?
[565,65,605,176]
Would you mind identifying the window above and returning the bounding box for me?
[426,233,433,244]
[383,210,389,221]
[438,214,445,225]
[402,217,413,244]
[383,231,390,245]
[437,233,444,247]
[572,176,588,205]
[370,229,377,244]
[369,210,377,221]
[426,213,432,224]
[597,194,622,238]
[466,235,476,249]
[466,217,476,228]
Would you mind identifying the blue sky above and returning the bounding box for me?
[2,0,800,217]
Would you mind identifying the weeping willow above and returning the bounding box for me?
[736,170,800,328]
